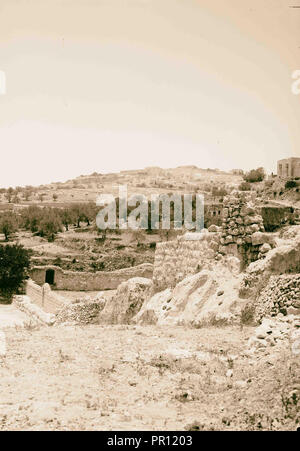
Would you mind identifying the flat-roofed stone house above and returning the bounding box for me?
[277,157,300,178]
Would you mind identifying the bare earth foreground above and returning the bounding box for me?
[0,322,298,431]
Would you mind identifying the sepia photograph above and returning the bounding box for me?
[0,0,299,435]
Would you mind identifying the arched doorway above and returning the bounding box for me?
[45,269,55,285]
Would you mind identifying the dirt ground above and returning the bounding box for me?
[0,323,298,431]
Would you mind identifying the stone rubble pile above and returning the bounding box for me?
[254,274,300,323]
[246,315,300,357]
[56,297,106,325]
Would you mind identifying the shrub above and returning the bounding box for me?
[240,303,256,325]
[243,167,266,183]
[285,180,297,189]
[239,182,251,191]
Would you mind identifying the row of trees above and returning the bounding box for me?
[0,203,98,242]
[0,194,205,242]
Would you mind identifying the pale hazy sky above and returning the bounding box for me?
[0,0,299,187]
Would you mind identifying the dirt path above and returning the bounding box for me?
[0,323,298,431]
[0,305,30,329]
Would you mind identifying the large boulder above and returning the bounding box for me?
[98,277,152,324]
[251,232,276,247]
[133,288,173,325]
[133,261,244,327]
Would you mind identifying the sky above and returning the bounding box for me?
[0,0,299,187]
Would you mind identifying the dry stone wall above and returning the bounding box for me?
[218,191,274,266]
[30,263,153,291]
[152,233,220,291]
[26,279,67,314]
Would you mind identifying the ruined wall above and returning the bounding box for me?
[152,233,220,291]
[29,263,153,291]
[26,279,67,314]
[218,191,274,266]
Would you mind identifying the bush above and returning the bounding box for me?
[285,180,297,189]
[238,182,251,191]
[243,167,265,183]
[0,244,31,302]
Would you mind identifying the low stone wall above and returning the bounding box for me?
[152,233,220,291]
[26,279,67,314]
[29,263,153,291]
[14,295,56,325]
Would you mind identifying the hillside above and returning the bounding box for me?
[0,166,243,208]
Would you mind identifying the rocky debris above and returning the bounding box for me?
[14,295,55,326]
[56,298,106,325]
[239,235,300,300]
[246,315,300,358]
[281,225,300,241]
[208,224,221,233]
[254,274,300,322]
[134,262,244,327]
[98,277,153,325]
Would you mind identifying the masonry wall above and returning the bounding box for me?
[30,263,154,291]
[152,234,220,291]
[26,279,67,314]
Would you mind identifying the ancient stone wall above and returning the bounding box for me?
[218,191,274,266]
[152,233,220,291]
[29,263,153,291]
[26,279,67,314]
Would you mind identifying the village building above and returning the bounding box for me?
[277,157,300,178]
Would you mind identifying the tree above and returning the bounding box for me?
[5,187,14,203]
[53,193,58,201]
[59,208,74,231]
[21,206,42,233]
[243,167,266,183]
[71,204,86,228]
[38,210,62,242]
[0,244,31,302]
[0,213,18,241]
[81,202,97,226]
